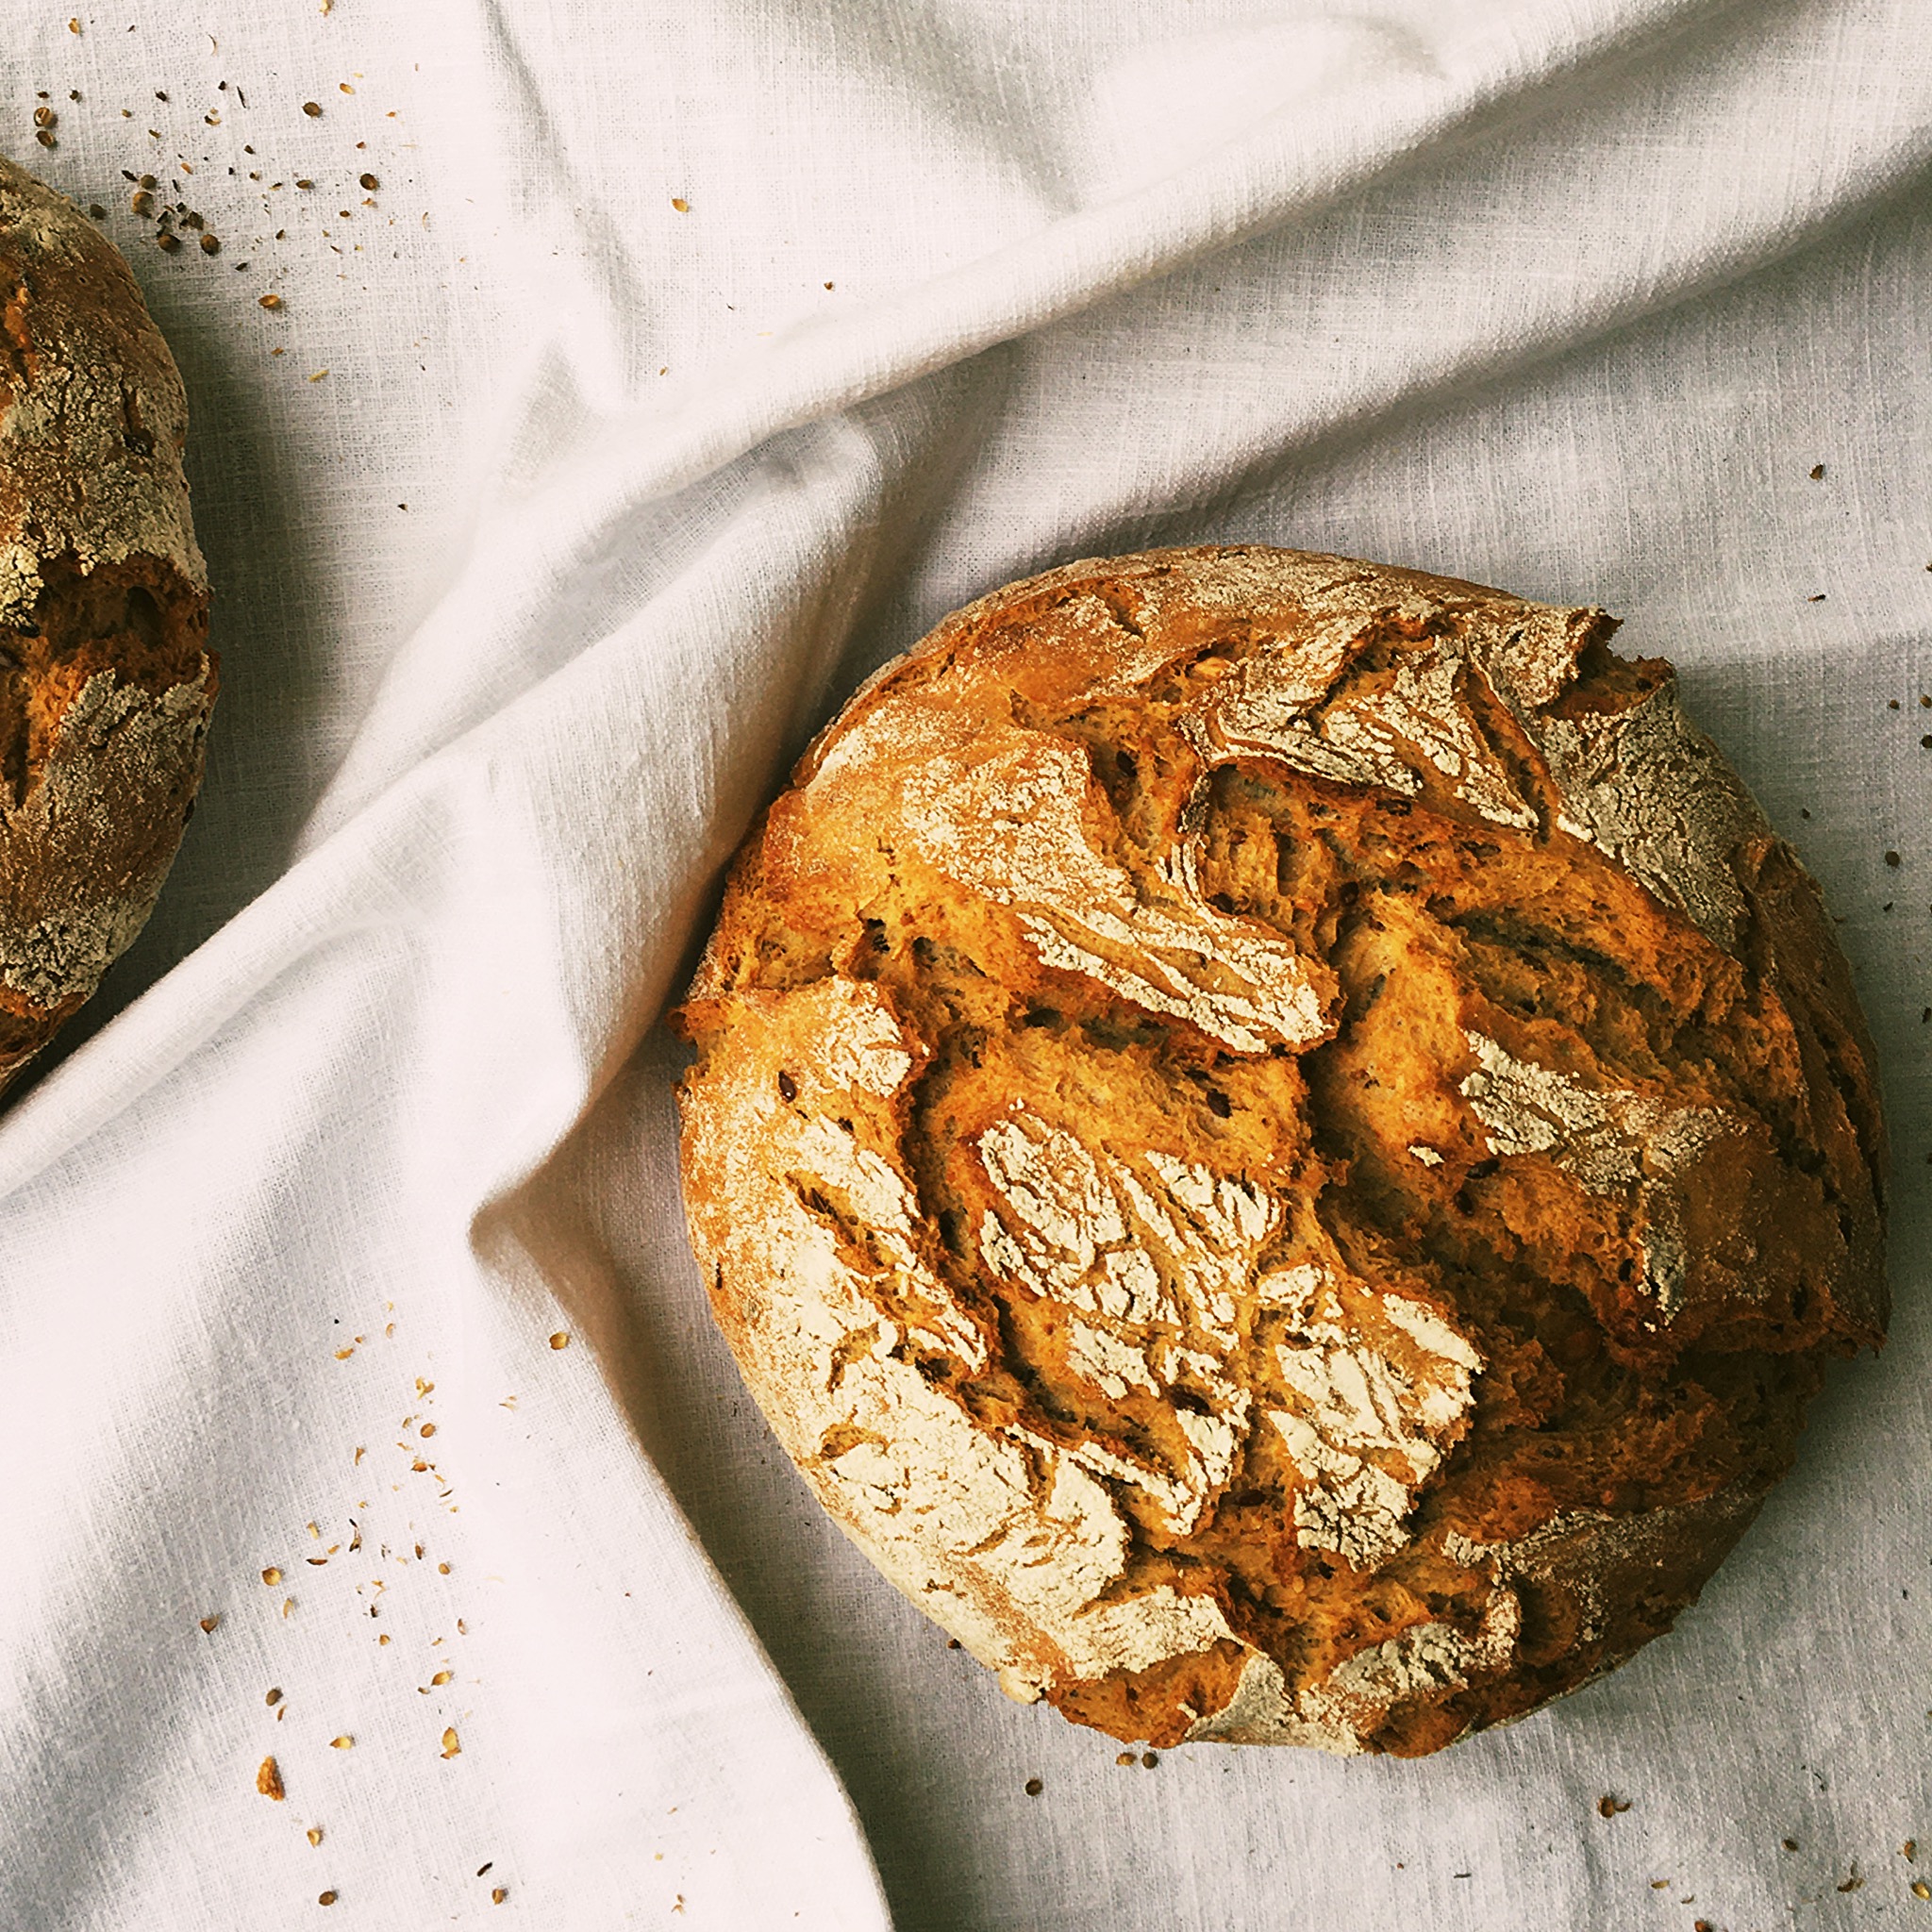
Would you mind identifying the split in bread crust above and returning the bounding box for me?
[675,545,1886,1756]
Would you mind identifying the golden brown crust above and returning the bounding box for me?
[675,543,1887,1756]
[0,158,215,1089]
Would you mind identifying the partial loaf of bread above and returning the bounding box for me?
[675,545,1886,1757]
[0,157,214,1092]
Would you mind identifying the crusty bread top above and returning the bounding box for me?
[676,544,1887,1755]
[0,158,214,1078]
[0,157,205,628]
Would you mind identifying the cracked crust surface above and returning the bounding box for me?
[0,158,215,1089]
[674,544,1886,1757]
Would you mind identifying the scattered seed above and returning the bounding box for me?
[671,197,690,212]
[1115,1751,1135,1766]
[1597,1795,1631,1818]
[441,1727,461,1758]
[1914,1879,1931,1900]
[491,1889,508,1906]
[259,292,284,309]
[1783,1838,1799,1851]
[329,1736,353,1751]
[318,1891,337,1907]
[359,173,378,190]
[308,1827,324,1847]
[33,106,55,128]
[431,1670,452,1686]
[1809,463,1825,480]
[1141,1751,1158,1769]
[157,232,181,253]
[257,1757,286,1800]
[262,1567,282,1586]
[1023,1777,1042,1796]
[549,1332,570,1350]
[1887,851,1903,867]
[302,101,323,116]
[266,1689,283,1707]
[198,1614,221,1634]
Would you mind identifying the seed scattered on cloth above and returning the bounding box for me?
[441,1727,461,1758]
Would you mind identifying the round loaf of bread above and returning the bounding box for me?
[675,545,1886,1757]
[0,158,214,1092]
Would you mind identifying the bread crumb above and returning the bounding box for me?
[441,1727,461,1758]
[491,1890,508,1906]
[329,1736,353,1751]
[1597,1795,1631,1818]
[257,1757,285,1801]
[549,1332,570,1350]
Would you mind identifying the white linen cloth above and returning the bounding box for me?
[3,0,1930,1925]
